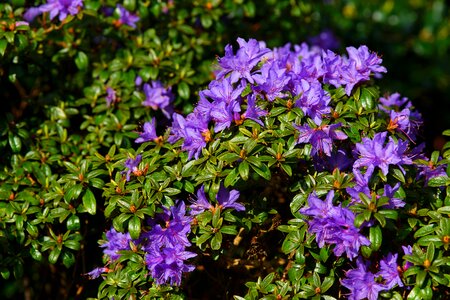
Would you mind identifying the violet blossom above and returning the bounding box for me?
[300,191,370,260]
[216,38,270,84]
[341,258,385,300]
[294,123,348,157]
[168,112,210,160]
[100,228,132,261]
[144,201,192,248]
[39,0,83,22]
[342,253,403,299]
[105,87,117,107]
[85,267,109,279]
[216,184,245,211]
[135,118,158,143]
[353,132,412,178]
[145,244,196,286]
[116,4,139,28]
[294,79,331,125]
[122,154,142,181]
[241,94,267,126]
[142,81,174,119]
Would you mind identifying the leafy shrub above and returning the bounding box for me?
[1,1,450,299]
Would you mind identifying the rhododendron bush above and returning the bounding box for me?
[1,1,450,299]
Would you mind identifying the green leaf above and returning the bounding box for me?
[75,51,89,70]
[1,268,10,280]
[13,261,23,279]
[128,216,141,240]
[64,240,80,251]
[437,206,450,214]
[200,14,212,28]
[360,87,375,110]
[62,251,75,268]
[177,82,190,99]
[30,247,42,262]
[66,215,80,231]
[250,163,271,180]
[0,39,7,56]
[238,161,249,181]
[369,225,382,251]
[82,188,97,215]
[212,209,221,229]
[414,224,436,239]
[210,232,222,250]
[428,176,449,187]
[196,233,212,246]
[224,168,239,187]
[220,225,237,235]
[426,242,435,261]
[8,134,21,153]
[48,247,61,264]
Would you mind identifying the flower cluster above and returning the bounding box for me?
[341,253,403,300]
[142,202,196,286]
[189,184,245,216]
[84,37,448,298]
[24,0,83,22]
[300,191,370,259]
[167,38,388,161]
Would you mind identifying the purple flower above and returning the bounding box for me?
[116,4,139,28]
[135,118,158,143]
[201,77,245,104]
[382,183,405,208]
[346,45,387,77]
[353,132,412,177]
[142,81,174,119]
[294,79,331,125]
[100,228,132,261]
[294,123,347,157]
[416,159,448,186]
[143,201,196,286]
[105,87,117,107]
[145,244,196,286]
[216,184,245,211]
[322,46,387,95]
[379,92,410,112]
[402,245,413,270]
[39,0,84,22]
[377,253,403,290]
[346,169,372,202]
[252,63,290,101]
[122,154,142,181]
[210,100,241,132]
[342,253,403,299]
[300,191,370,259]
[341,258,385,300]
[23,7,43,22]
[168,112,210,160]
[216,38,270,84]
[144,201,192,248]
[241,94,267,126]
[189,185,213,216]
[313,149,353,172]
[135,75,143,87]
[85,267,109,279]
[387,108,421,141]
